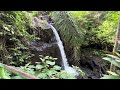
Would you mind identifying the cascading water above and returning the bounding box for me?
[48,24,78,75]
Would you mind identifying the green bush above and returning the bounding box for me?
[0,11,37,66]
[19,56,77,79]
[97,11,120,45]
[0,56,85,79]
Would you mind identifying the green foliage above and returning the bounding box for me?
[28,11,38,17]
[101,75,120,79]
[11,76,24,79]
[0,11,33,36]
[50,11,86,65]
[3,11,118,79]
[97,11,120,45]
[101,52,120,79]
[33,56,77,79]
[51,11,118,51]
[69,11,103,46]
[0,11,37,66]
[69,11,90,18]
[35,56,84,79]
[54,11,120,52]
[0,56,85,79]
[50,11,107,66]
[0,63,10,79]
[51,11,84,48]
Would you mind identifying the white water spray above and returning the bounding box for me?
[48,24,78,75]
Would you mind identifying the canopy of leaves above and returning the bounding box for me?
[97,11,120,44]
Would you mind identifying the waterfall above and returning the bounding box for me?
[48,24,78,75]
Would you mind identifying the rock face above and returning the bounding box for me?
[79,49,107,79]
[29,41,62,66]
[28,16,62,66]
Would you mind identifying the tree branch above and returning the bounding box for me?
[4,65,39,79]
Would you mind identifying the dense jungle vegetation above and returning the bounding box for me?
[0,11,120,79]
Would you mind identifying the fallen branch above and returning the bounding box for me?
[4,65,39,79]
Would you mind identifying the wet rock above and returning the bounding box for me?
[32,17,50,30]
[27,16,63,67]
[79,49,107,79]
[29,41,62,65]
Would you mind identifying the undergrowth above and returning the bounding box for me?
[0,56,85,79]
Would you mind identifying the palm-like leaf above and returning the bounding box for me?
[51,11,85,66]
[51,11,84,47]
[101,53,120,79]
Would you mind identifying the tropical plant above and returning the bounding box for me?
[0,55,85,79]
[0,63,10,79]
[50,11,86,66]
[50,11,107,66]
[101,52,120,79]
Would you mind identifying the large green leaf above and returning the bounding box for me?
[103,56,120,68]
[116,70,120,75]
[106,54,120,60]
[47,70,57,76]
[115,52,120,58]
[37,73,47,79]
[27,65,36,69]
[103,57,112,62]
[36,65,44,70]
[53,65,61,70]
[110,60,120,68]
[0,67,10,79]
[101,75,120,79]
[107,71,119,76]
[46,60,55,65]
